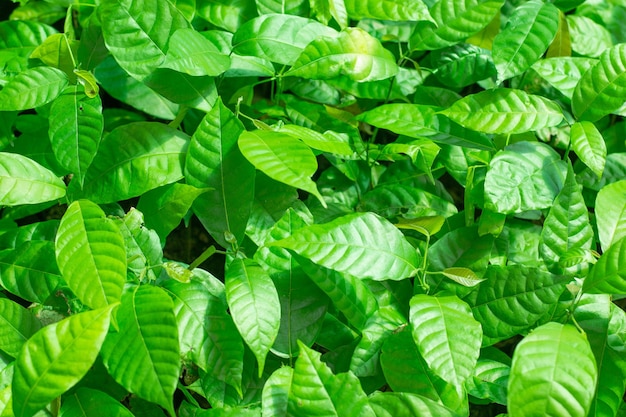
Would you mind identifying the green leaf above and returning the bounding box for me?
[284,27,398,82]
[143,69,218,113]
[484,141,567,214]
[466,348,510,405]
[277,124,354,156]
[161,28,230,76]
[567,15,612,58]
[508,322,597,417]
[269,212,419,281]
[369,391,461,417]
[442,267,484,287]
[136,183,209,243]
[344,0,433,22]
[440,89,564,135]
[0,241,62,304]
[0,66,68,111]
[239,130,324,207]
[161,277,244,393]
[69,122,189,203]
[232,14,338,66]
[432,43,496,88]
[48,90,104,188]
[287,342,375,417]
[55,200,126,309]
[0,298,41,358]
[99,0,190,81]
[115,208,163,282]
[409,0,504,51]
[225,258,280,377]
[186,99,254,248]
[467,265,567,345]
[196,0,257,33]
[572,44,626,122]
[570,121,606,179]
[596,180,626,252]
[262,367,293,417]
[12,306,115,417]
[583,236,626,294]
[60,387,134,417]
[409,294,482,385]
[539,162,593,276]
[101,285,180,415]
[492,0,559,83]
[256,0,309,15]
[0,152,66,206]
[532,57,595,100]
[0,20,57,75]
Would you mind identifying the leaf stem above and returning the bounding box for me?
[188,245,216,271]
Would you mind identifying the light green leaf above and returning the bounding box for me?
[262,367,293,417]
[467,265,567,345]
[55,200,126,309]
[410,0,504,51]
[466,348,510,405]
[69,122,189,203]
[0,66,68,111]
[101,285,180,415]
[115,208,163,282]
[433,43,496,88]
[344,0,433,21]
[287,342,375,417]
[440,89,564,135]
[0,299,41,358]
[572,44,626,122]
[596,180,626,252]
[570,121,606,179]
[239,130,324,207]
[0,241,62,304]
[583,236,626,294]
[269,212,419,281]
[484,141,567,214]
[196,0,257,33]
[369,391,461,417]
[492,0,559,83]
[532,57,595,100]
[539,162,594,276]
[0,20,57,75]
[225,258,280,377]
[409,294,482,385]
[0,152,66,206]
[186,99,254,248]
[99,0,190,80]
[161,28,230,76]
[256,0,309,15]
[161,277,244,393]
[567,15,612,58]
[232,14,338,66]
[60,387,134,417]
[12,306,115,417]
[284,27,398,82]
[277,124,354,156]
[442,267,484,287]
[508,323,597,417]
[49,90,104,188]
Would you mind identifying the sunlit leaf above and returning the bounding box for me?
[570,121,606,179]
[0,66,68,111]
[0,298,41,358]
[596,180,626,252]
[0,152,66,206]
[583,236,626,294]
[60,387,134,417]
[567,15,612,58]
[369,391,461,417]
[432,43,496,88]
[344,0,432,22]
[161,28,230,76]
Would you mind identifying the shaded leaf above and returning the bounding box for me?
[60,387,134,417]
[262,366,293,417]
[369,391,461,417]
[0,299,41,358]
[161,28,230,76]
[583,236,626,294]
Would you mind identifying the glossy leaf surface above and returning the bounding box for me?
[595,180,626,253]
[0,66,67,111]
[0,152,66,206]
[0,298,41,358]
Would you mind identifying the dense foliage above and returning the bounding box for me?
[1,0,626,416]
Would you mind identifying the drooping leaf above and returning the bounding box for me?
[68,122,189,203]
[539,162,594,276]
[409,294,482,386]
[161,277,244,393]
[161,28,230,76]
[269,212,420,281]
[60,387,134,417]
[12,306,115,417]
[0,152,66,206]
[369,391,461,417]
[595,180,626,253]
[343,0,433,22]
[572,44,626,122]
[409,0,504,51]
[186,99,255,248]
[55,200,126,309]
[284,27,398,82]
[466,265,567,345]
[101,285,180,415]
[440,89,564,134]
[225,258,280,377]
[0,66,68,111]
[508,322,597,417]
[239,130,324,207]
[0,298,41,358]
[492,0,559,83]
[570,121,606,179]
[99,0,190,80]
[287,342,375,417]
[484,141,567,214]
[48,89,104,188]
[232,14,338,66]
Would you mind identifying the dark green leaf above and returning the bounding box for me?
[60,387,134,417]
